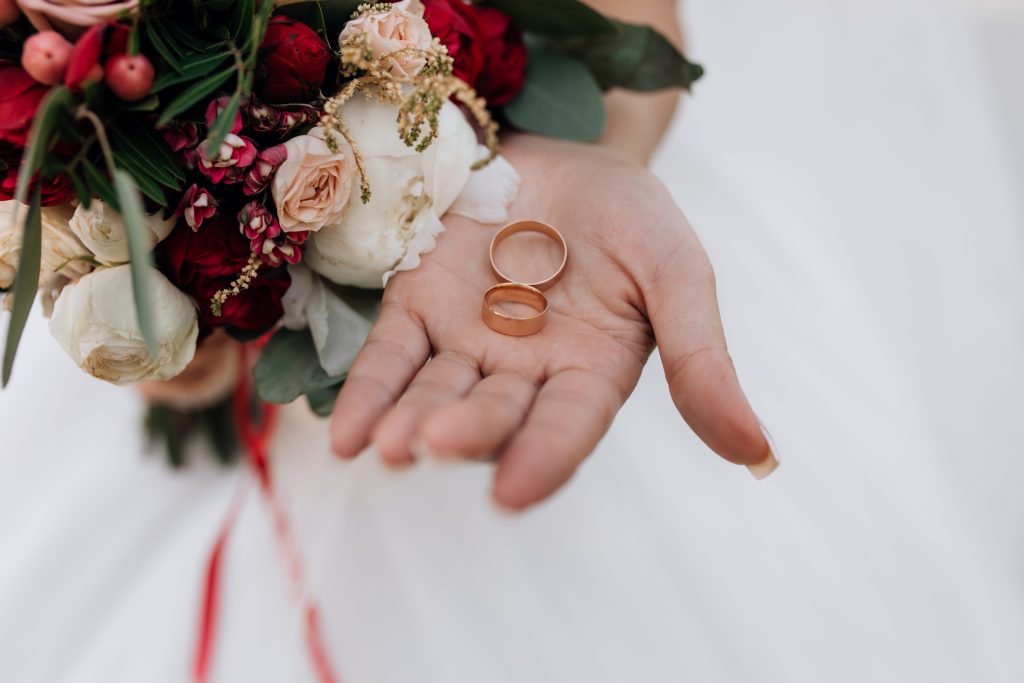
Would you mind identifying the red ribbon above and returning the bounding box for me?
[193,345,341,683]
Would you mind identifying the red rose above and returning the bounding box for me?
[421,0,484,86]
[254,17,331,104]
[0,142,74,206]
[471,6,526,106]
[421,1,526,106]
[156,215,290,336]
[0,64,49,146]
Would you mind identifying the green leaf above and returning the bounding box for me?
[80,158,120,210]
[306,383,343,417]
[110,126,183,189]
[114,155,168,206]
[69,171,92,208]
[253,328,344,405]
[503,46,605,141]
[152,50,232,93]
[144,21,184,71]
[562,20,704,91]
[486,0,616,37]
[230,0,256,45]
[120,116,187,182]
[112,169,159,356]
[157,67,236,125]
[2,191,42,387]
[203,90,241,157]
[13,87,73,204]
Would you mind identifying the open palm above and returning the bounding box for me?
[330,134,773,510]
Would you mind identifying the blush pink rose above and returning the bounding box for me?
[271,131,356,234]
[16,0,140,38]
[338,0,433,78]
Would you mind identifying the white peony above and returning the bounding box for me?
[49,264,199,385]
[67,200,175,265]
[304,95,520,289]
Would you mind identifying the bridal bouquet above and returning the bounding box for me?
[0,0,701,461]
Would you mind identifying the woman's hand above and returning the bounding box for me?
[329,134,776,511]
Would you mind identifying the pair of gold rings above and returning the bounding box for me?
[482,220,568,337]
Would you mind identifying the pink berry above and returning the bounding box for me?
[105,54,155,102]
[21,31,73,86]
[0,0,19,28]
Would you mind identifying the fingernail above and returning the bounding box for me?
[412,439,462,462]
[410,439,433,461]
[747,419,781,480]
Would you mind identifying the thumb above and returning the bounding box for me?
[644,231,779,479]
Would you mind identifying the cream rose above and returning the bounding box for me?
[40,204,94,281]
[338,0,432,78]
[271,131,357,234]
[49,264,199,385]
[16,0,140,38]
[0,200,23,290]
[304,95,519,289]
[1,201,94,286]
[68,200,175,265]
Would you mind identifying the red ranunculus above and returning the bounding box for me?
[0,63,49,146]
[422,0,526,106]
[0,142,74,206]
[254,16,331,104]
[156,214,290,336]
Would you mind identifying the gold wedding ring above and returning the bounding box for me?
[489,220,568,291]
[481,283,548,337]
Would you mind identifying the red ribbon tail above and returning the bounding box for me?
[192,487,245,683]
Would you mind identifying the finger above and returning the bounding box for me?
[330,304,430,459]
[372,351,481,468]
[492,370,623,511]
[418,371,538,461]
[645,233,775,475]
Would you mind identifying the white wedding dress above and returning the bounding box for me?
[2,0,1023,681]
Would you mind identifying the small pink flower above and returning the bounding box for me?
[160,121,199,153]
[239,202,308,266]
[254,230,308,267]
[205,95,242,134]
[243,99,283,133]
[198,132,257,185]
[178,184,217,231]
[275,105,320,137]
[243,143,287,197]
[238,201,280,240]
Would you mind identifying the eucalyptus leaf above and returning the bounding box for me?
[503,46,605,141]
[253,328,344,405]
[486,0,615,37]
[157,67,236,125]
[112,169,159,356]
[2,192,41,387]
[562,20,704,91]
[306,383,344,417]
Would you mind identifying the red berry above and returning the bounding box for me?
[21,31,73,86]
[105,54,155,101]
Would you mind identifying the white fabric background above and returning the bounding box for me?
[1,1,1022,681]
